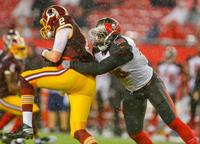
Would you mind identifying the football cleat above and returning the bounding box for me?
[6,123,33,139]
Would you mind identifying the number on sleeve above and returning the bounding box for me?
[59,17,65,26]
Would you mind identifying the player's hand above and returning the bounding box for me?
[61,60,71,69]
[41,49,51,62]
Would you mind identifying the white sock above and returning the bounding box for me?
[23,112,32,127]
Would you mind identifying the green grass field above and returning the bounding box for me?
[10,133,182,144]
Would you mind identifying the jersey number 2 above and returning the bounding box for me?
[59,17,65,26]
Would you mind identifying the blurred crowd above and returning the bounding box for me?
[0,0,200,143]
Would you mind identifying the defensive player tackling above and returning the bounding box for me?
[62,17,198,144]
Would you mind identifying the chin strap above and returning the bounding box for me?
[98,34,119,52]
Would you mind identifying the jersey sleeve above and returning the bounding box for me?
[55,15,73,38]
[52,28,71,53]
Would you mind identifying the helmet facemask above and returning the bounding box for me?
[89,26,107,51]
[10,44,28,60]
[89,26,118,51]
[40,8,59,39]
[40,18,54,39]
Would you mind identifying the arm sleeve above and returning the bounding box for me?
[70,46,133,75]
[52,28,72,53]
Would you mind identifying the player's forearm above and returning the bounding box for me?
[70,61,110,75]
[42,28,71,63]
[70,50,133,75]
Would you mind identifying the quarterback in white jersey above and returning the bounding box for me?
[62,17,198,144]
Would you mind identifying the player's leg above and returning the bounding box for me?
[189,92,199,129]
[20,67,94,128]
[69,94,97,144]
[68,74,96,144]
[0,95,39,141]
[0,96,39,116]
[123,90,153,144]
[0,95,38,134]
[20,67,96,140]
[148,73,198,144]
[0,96,22,116]
[0,95,39,139]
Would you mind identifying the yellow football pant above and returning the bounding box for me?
[21,67,96,136]
[0,96,39,116]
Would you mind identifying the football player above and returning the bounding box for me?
[149,46,181,138]
[61,17,198,144]
[9,5,97,144]
[0,29,40,143]
[158,46,181,103]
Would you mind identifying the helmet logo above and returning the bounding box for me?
[46,8,59,23]
[104,23,112,33]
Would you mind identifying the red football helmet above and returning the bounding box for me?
[89,17,121,51]
[40,5,68,39]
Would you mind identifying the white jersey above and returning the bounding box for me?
[158,62,180,95]
[188,55,200,90]
[95,36,153,92]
